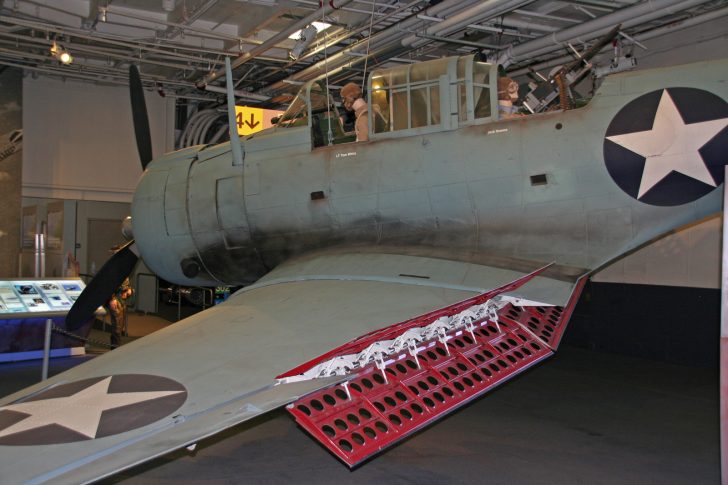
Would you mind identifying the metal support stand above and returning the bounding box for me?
[721,166,728,484]
[41,318,52,381]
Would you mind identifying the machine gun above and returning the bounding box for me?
[521,24,622,113]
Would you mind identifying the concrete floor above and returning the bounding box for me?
[0,329,718,484]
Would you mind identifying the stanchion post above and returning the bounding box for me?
[41,318,52,381]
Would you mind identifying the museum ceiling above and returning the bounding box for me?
[0,0,725,105]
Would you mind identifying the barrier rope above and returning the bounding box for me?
[51,324,115,349]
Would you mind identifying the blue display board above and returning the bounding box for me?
[0,279,85,319]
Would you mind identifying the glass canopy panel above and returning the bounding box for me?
[473,61,491,119]
[278,90,308,128]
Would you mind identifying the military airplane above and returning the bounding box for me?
[0,52,726,483]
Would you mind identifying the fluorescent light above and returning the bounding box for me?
[288,21,331,40]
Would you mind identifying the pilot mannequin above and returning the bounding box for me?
[498,75,521,118]
[340,82,369,142]
[104,277,134,348]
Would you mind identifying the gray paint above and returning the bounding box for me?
[132,58,727,287]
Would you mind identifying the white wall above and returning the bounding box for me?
[593,216,722,288]
[22,75,175,202]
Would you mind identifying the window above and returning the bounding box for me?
[277,93,308,128]
[368,55,495,138]
[370,58,449,134]
[473,61,491,119]
[309,82,349,147]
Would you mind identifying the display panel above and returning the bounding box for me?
[0,279,85,316]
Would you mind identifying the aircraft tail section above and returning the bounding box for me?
[285,271,587,466]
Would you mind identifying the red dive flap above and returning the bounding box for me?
[285,269,587,467]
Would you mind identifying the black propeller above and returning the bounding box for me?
[65,241,139,331]
[65,65,151,331]
[129,64,153,169]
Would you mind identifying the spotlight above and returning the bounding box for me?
[288,24,319,61]
[50,41,73,64]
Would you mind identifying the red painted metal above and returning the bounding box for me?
[278,264,552,379]
[502,276,587,349]
[287,275,587,466]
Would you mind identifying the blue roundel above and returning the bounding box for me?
[0,374,187,445]
[603,87,728,206]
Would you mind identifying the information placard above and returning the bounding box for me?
[0,279,85,318]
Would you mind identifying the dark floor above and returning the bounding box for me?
[1,345,718,485]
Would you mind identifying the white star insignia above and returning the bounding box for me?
[0,377,183,439]
[607,89,728,198]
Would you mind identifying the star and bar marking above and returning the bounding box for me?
[606,89,728,199]
[604,87,728,206]
[0,374,187,445]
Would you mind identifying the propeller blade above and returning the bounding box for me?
[66,240,139,331]
[129,64,153,169]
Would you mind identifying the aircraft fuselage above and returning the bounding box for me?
[132,59,728,287]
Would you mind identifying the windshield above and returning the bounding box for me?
[277,91,308,128]
[309,82,332,114]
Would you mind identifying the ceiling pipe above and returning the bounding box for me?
[0,58,217,100]
[0,32,211,71]
[507,4,728,77]
[289,0,404,17]
[497,0,711,66]
[414,33,505,50]
[0,16,233,64]
[197,0,355,87]
[498,17,560,33]
[103,5,242,43]
[202,84,270,101]
[401,0,536,48]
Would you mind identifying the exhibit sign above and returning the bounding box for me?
[234,106,283,136]
[0,278,85,318]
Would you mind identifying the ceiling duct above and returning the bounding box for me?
[261,0,482,94]
[198,0,355,87]
[497,0,713,67]
[507,4,728,77]
[401,0,536,48]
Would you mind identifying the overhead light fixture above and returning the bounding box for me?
[288,21,331,40]
[50,41,73,64]
[288,23,327,61]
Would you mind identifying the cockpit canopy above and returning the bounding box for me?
[276,54,498,145]
[277,81,351,147]
[370,54,495,137]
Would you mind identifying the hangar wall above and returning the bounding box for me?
[22,75,175,203]
[0,68,22,278]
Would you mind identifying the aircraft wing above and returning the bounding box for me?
[0,251,584,484]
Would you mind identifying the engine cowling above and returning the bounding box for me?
[131,143,266,287]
